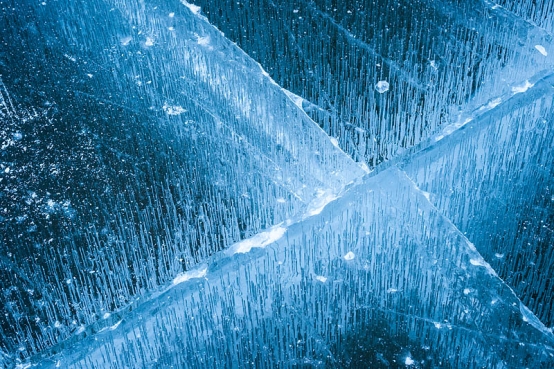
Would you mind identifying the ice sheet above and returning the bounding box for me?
[0,0,364,360]
[34,168,554,368]
[191,0,554,167]
[2,0,554,366]
[401,73,554,327]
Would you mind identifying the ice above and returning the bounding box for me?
[535,44,549,56]
[1,0,553,367]
[493,0,554,34]
[402,73,554,327]
[375,80,390,94]
[172,266,208,285]
[192,0,554,167]
[512,80,534,94]
[181,1,201,15]
[343,251,356,261]
[32,168,554,368]
[0,0,363,360]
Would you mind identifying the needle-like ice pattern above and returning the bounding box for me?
[0,0,553,368]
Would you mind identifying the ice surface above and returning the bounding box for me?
[1,0,553,367]
[493,0,554,34]
[34,168,554,368]
[0,0,364,360]
[191,0,554,166]
[402,73,554,327]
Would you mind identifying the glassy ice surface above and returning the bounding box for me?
[0,0,363,361]
[34,168,554,368]
[192,0,554,166]
[0,0,553,367]
[402,74,554,328]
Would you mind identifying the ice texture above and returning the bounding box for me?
[402,73,554,327]
[0,0,363,360]
[493,0,554,34]
[35,168,554,368]
[192,0,554,166]
[0,0,553,367]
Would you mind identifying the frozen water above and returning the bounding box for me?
[0,0,553,367]
[493,0,554,34]
[402,73,554,327]
[375,81,390,94]
[0,0,363,360]
[33,168,554,368]
[192,0,554,166]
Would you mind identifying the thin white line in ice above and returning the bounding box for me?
[535,44,548,56]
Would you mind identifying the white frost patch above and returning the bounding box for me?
[512,80,534,94]
[329,137,340,148]
[434,322,442,329]
[359,161,370,173]
[465,239,477,252]
[420,190,431,201]
[315,275,327,283]
[169,12,175,17]
[343,251,355,261]
[463,288,471,295]
[196,35,211,46]
[163,103,186,115]
[230,225,287,254]
[535,44,548,56]
[103,312,111,319]
[276,197,286,203]
[435,117,473,141]
[494,253,504,258]
[110,320,122,330]
[487,98,502,109]
[306,190,337,216]
[405,357,415,366]
[173,266,208,285]
[387,288,398,293]
[121,36,132,46]
[145,37,154,47]
[469,257,496,275]
[375,80,389,93]
[181,1,201,14]
[469,258,486,266]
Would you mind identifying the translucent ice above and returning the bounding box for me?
[192,0,554,167]
[34,168,554,368]
[0,0,364,359]
[402,73,554,327]
[1,0,554,367]
[375,80,390,94]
